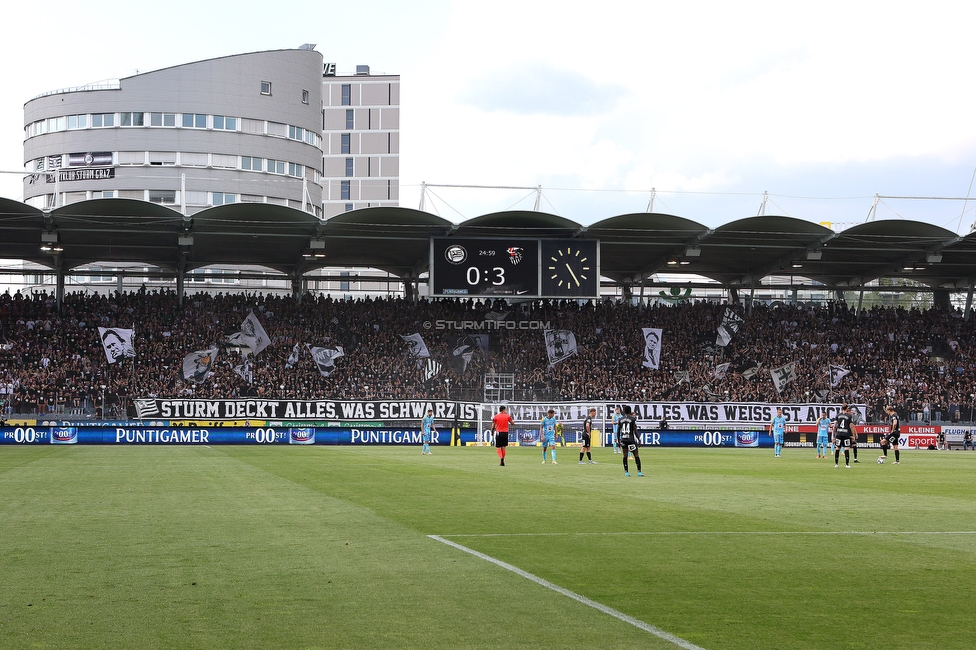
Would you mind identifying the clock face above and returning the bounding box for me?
[542,240,599,297]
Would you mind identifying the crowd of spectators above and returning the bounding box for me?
[1,288,974,423]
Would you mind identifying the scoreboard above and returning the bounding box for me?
[430,238,599,298]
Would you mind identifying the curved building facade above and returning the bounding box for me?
[23,49,325,217]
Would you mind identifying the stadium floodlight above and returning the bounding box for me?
[178,235,194,246]
[806,250,822,260]
[926,253,943,263]
[684,246,701,257]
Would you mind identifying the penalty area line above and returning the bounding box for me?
[428,534,706,650]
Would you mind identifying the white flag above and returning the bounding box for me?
[308,345,344,377]
[674,370,691,384]
[716,309,744,347]
[401,333,430,358]
[423,358,443,382]
[713,362,731,380]
[770,361,797,394]
[285,343,301,369]
[544,330,578,366]
[641,328,663,369]
[239,311,271,355]
[829,364,851,387]
[182,347,218,384]
[133,399,159,419]
[233,360,253,384]
[98,327,136,364]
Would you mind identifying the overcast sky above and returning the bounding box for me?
[3,0,976,233]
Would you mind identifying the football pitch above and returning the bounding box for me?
[2,445,975,649]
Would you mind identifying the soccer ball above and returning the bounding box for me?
[877,456,885,464]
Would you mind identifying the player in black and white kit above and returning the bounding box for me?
[833,403,857,468]
[579,407,597,464]
[880,406,901,464]
[618,405,642,477]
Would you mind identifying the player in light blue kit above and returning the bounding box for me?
[421,408,435,455]
[816,410,831,458]
[769,407,786,457]
[540,408,558,464]
[612,406,622,453]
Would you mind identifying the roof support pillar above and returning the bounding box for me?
[933,288,951,311]
[747,286,755,317]
[176,254,186,306]
[290,272,303,303]
[856,289,864,315]
[729,287,740,304]
[55,256,64,315]
[621,283,633,303]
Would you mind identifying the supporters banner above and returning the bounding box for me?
[128,398,481,422]
[544,329,577,366]
[97,327,135,364]
[641,328,662,369]
[240,312,271,355]
[495,401,867,427]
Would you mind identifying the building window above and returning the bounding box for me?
[289,125,304,141]
[67,115,88,129]
[120,112,145,127]
[345,158,353,177]
[213,115,237,131]
[150,113,176,127]
[346,109,354,129]
[261,81,272,95]
[241,156,263,171]
[92,113,115,128]
[266,159,285,175]
[341,133,350,154]
[302,90,309,104]
[344,203,354,212]
[341,84,351,106]
[148,190,176,205]
[340,180,350,200]
[182,113,207,128]
[212,192,236,206]
[288,163,304,178]
[99,191,114,198]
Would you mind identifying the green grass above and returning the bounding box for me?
[1,445,974,649]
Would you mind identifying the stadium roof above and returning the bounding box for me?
[2,197,976,291]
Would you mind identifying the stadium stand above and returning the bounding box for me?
[0,289,973,423]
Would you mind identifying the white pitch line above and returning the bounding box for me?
[440,530,976,538]
[428,534,707,650]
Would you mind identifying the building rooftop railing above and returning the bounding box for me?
[31,80,121,100]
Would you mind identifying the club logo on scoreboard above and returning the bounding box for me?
[444,245,467,264]
[507,247,524,264]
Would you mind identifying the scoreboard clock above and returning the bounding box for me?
[541,239,599,298]
[431,238,539,296]
[430,238,600,298]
